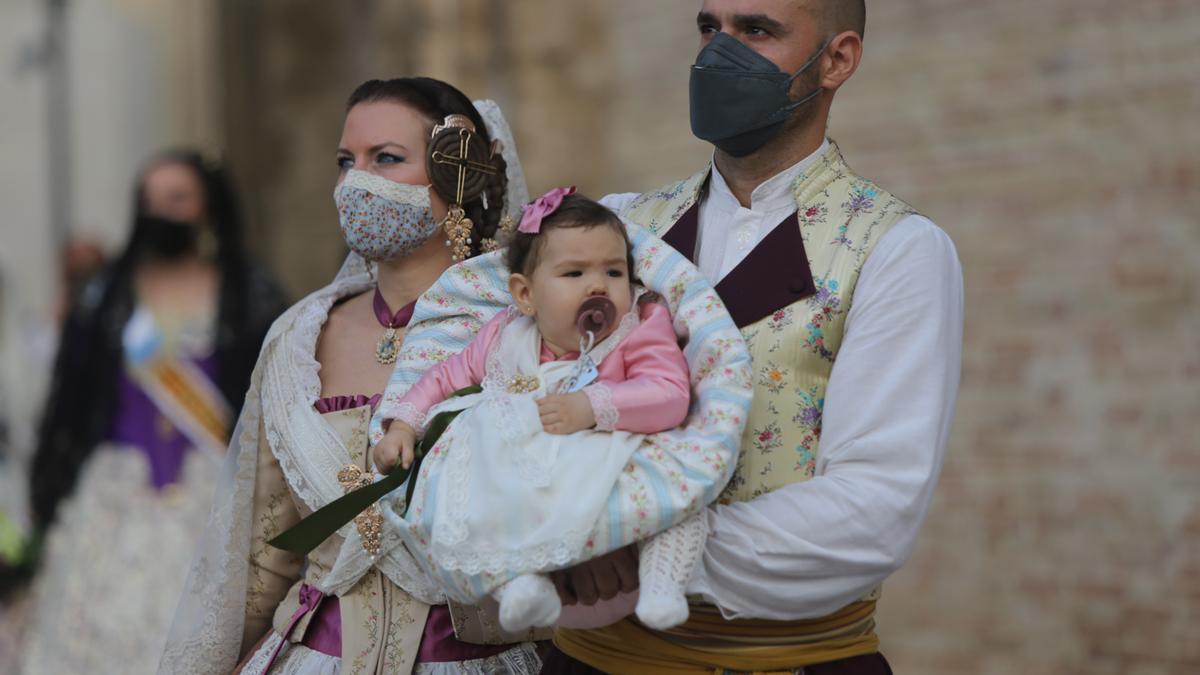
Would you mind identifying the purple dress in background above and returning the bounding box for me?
[108,354,220,489]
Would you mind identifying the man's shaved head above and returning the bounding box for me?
[693,0,868,162]
[808,0,866,39]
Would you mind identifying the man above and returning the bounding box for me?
[543,1,963,672]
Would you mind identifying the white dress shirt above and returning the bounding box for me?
[600,149,963,620]
[696,139,829,281]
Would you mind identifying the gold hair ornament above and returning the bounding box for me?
[430,115,497,262]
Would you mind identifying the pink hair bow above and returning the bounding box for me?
[518,186,576,234]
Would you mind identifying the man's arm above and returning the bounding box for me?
[687,214,964,620]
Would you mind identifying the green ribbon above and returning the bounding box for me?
[0,512,39,597]
[268,385,481,555]
[0,512,26,565]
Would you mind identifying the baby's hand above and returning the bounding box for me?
[373,422,418,474]
[537,392,596,435]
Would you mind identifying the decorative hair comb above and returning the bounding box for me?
[429,114,496,261]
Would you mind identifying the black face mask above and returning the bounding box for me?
[135,214,199,259]
[689,32,830,157]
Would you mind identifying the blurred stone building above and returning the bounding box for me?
[1,1,1197,672]
[216,0,714,296]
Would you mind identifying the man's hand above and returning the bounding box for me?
[372,422,417,474]
[537,391,596,435]
[551,545,639,605]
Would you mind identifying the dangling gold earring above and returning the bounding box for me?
[443,205,473,262]
[489,214,516,248]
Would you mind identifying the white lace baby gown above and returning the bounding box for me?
[387,309,651,601]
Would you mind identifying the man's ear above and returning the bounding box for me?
[509,273,535,316]
[819,30,864,92]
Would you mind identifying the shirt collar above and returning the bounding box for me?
[708,138,831,213]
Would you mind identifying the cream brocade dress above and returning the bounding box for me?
[240,402,422,673]
[240,403,542,674]
[161,269,543,675]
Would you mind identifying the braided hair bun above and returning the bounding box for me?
[426,116,495,207]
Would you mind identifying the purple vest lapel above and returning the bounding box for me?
[661,202,701,261]
[662,202,816,329]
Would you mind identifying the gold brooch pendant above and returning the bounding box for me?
[506,374,540,393]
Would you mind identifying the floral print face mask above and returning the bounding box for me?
[335,169,439,262]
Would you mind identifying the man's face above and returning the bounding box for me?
[697,0,823,76]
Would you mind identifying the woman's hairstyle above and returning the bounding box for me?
[121,150,266,405]
[505,193,634,277]
[129,149,243,261]
[29,149,287,529]
[346,77,509,259]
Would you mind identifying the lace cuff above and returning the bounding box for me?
[381,400,428,436]
[583,383,619,431]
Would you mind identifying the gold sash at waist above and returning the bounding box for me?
[555,601,879,674]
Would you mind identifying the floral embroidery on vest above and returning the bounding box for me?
[804,277,842,361]
[798,203,829,229]
[620,141,918,505]
[757,361,789,394]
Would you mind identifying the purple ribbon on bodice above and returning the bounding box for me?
[262,583,328,670]
[314,394,382,414]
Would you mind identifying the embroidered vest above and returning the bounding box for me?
[621,141,917,504]
[554,143,920,671]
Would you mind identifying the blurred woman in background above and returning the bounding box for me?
[20,149,287,674]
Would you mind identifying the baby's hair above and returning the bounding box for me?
[506,193,635,278]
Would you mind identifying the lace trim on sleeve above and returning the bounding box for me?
[583,383,619,431]
[382,400,428,437]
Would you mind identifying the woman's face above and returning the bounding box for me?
[141,162,206,223]
[336,100,448,220]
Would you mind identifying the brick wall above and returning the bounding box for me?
[834,2,1200,673]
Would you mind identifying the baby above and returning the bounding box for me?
[373,188,705,631]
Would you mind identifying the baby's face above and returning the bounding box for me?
[521,226,633,356]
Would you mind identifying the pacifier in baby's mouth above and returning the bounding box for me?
[557,296,617,395]
[575,296,617,342]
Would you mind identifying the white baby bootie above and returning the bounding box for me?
[634,512,708,630]
[494,573,562,632]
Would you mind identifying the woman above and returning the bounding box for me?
[162,78,544,674]
[21,150,288,674]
